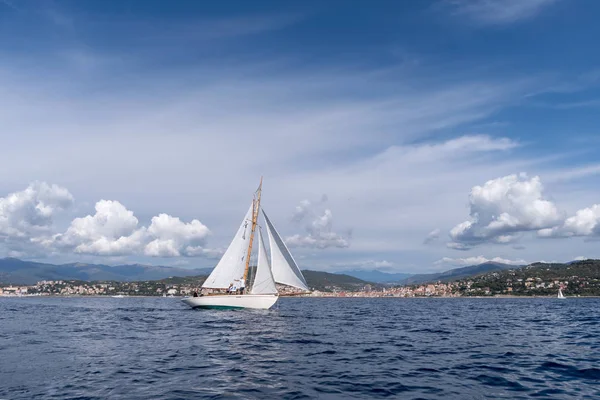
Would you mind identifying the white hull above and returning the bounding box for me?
[181,294,278,310]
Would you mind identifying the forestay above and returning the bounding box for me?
[262,209,310,291]
[202,204,253,289]
[250,229,278,295]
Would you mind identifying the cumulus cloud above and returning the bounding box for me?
[51,200,215,257]
[144,213,211,257]
[434,256,527,266]
[51,200,146,256]
[0,181,73,239]
[285,198,350,249]
[424,228,441,244]
[448,173,563,249]
[538,204,600,238]
[0,182,218,258]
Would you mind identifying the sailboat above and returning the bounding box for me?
[181,179,310,310]
[558,288,566,299]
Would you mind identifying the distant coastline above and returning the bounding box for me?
[3,293,599,299]
[2,258,599,297]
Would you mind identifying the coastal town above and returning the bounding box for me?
[2,260,599,297]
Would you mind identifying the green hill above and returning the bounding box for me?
[454,259,600,296]
[302,270,375,292]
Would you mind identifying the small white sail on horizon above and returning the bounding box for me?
[250,229,278,295]
[263,209,310,292]
[202,203,253,289]
[558,288,566,299]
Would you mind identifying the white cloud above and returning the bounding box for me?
[144,214,211,257]
[435,256,527,266]
[448,174,563,249]
[445,0,558,26]
[52,200,145,256]
[424,228,441,244]
[0,181,73,239]
[574,256,587,261]
[12,193,218,258]
[538,204,600,238]
[285,199,350,249]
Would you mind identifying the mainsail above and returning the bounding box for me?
[250,229,278,295]
[202,204,253,289]
[262,209,310,291]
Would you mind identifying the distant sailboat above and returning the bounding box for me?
[558,288,566,299]
[181,179,309,310]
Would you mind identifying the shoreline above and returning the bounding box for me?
[2,294,598,299]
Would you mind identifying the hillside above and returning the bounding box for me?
[155,270,377,292]
[0,258,212,285]
[400,262,518,285]
[302,270,375,292]
[0,258,376,293]
[458,259,600,296]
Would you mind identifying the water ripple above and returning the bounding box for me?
[1,297,599,399]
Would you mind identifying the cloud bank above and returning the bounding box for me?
[447,173,600,250]
[0,182,73,239]
[538,204,600,238]
[1,183,217,258]
[448,174,562,249]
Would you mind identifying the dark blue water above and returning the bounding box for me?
[1,297,599,399]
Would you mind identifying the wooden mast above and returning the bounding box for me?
[243,177,262,289]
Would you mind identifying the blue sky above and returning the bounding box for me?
[1,0,600,272]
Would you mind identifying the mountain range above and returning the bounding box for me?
[338,262,520,284]
[0,258,212,285]
[1,257,521,287]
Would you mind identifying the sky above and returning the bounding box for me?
[1,0,600,273]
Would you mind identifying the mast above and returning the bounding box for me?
[243,177,263,288]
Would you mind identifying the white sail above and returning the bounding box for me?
[202,204,253,289]
[558,288,565,299]
[262,210,310,292]
[250,229,278,295]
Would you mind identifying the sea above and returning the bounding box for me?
[1,297,599,399]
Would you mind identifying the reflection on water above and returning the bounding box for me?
[1,297,599,399]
